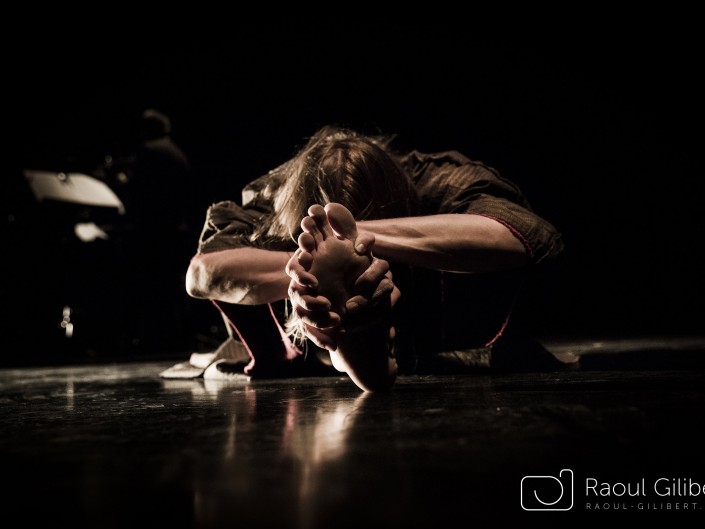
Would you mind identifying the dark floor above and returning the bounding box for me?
[2,338,705,527]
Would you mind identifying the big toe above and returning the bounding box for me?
[325,203,358,240]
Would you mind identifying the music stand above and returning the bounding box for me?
[23,170,125,214]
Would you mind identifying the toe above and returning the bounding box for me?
[308,204,333,238]
[301,216,323,247]
[298,232,317,255]
[297,249,314,271]
[325,203,358,241]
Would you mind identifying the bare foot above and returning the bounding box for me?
[297,203,398,391]
[299,204,372,319]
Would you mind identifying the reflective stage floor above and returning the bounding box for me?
[1,338,704,527]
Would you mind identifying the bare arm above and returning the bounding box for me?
[186,214,526,305]
[186,247,291,305]
[358,214,529,273]
[287,211,528,330]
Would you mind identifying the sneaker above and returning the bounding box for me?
[159,336,251,379]
[203,358,251,380]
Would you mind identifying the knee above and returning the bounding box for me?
[185,255,211,298]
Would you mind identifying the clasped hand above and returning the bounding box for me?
[285,227,399,351]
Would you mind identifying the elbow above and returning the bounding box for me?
[186,255,214,299]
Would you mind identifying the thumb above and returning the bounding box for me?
[354,232,375,255]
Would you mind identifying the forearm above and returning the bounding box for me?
[358,214,529,273]
[186,247,291,304]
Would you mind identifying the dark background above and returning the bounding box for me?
[2,24,703,365]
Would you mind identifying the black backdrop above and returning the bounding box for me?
[3,24,703,364]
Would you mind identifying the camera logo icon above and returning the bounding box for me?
[520,469,574,511]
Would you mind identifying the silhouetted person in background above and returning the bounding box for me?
[125,109,191,232]
[118,109,195,353]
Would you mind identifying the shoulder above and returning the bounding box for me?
[205,200,244,224]
[136,137,190,174]
[397,149,500,182]
[397,149,505,195]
